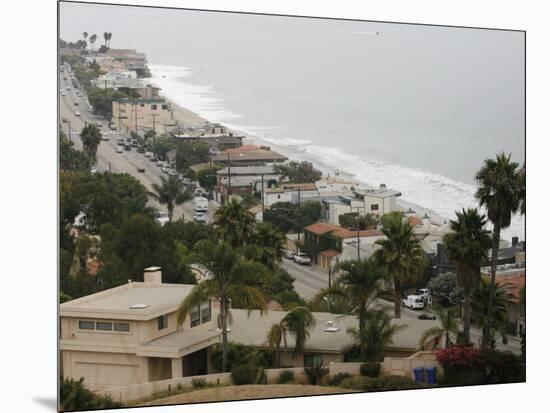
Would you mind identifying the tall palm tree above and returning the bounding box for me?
[471,279,509,349]
[213,198,255,249]
[418,305,460,349]
[347,308,407,361]
[475,153,522,347]
[336,259,387,359]
[89,34,97,53]
[252,222,285,270]
[517,163,526,216]
[103,32,108,48]
[79,123,102,162]
[106,32,113,48]
[443,208,492,344]
[82,31,88,43]
[176,241,267,372]
[375,211,426,318]
[308,286,355,314]
[149,175,191,222]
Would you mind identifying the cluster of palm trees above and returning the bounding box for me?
[82,31,112,53]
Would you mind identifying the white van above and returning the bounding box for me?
[193,197,209,213]
[402,295,425,310]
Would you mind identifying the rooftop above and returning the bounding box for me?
[305,222,383,239]
[217,165,276,176]
[60,282,194,321]
[317,177,360,185]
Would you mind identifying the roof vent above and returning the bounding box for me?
[324,320,340,332]
[129,304,149,310]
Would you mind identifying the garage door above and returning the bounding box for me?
[74,362,139,390]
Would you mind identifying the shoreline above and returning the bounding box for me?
[150,68,522,241]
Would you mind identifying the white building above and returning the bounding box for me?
[353,184,402,216]
[316,177,360,193]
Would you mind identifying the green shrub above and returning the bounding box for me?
[340,375,424,391]
[481,349,525,384]
[304,360,329,385]
[231,364,257,385]
[360,362,381,378]
[191,378,207,389]
[277,370,295,384]
[328,373,352,387]
[60,377,121,411]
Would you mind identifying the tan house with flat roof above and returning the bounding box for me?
[112,98,174,134]
[60,267,439,391]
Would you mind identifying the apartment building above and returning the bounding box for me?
[112,98,173,133]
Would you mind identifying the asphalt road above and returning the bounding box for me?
[282,256,521,354]
[59,66,215,224]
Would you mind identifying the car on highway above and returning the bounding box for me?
[156,160,164,167]
[193,212,207,223]
[155,212,170,226]
[137,146,145,153]
[417,313,437,320]
[61,92,66,96]
[131,139,138,147]
[61,117,68,123]
[101,133,109,141]
[294,253,311,265]
[116,147,124,154]
[402,295,425,310]
[161,166,170,174]
[124,144,131,151]
[137,166,146,173]
[144,151,152,158]
[150,156,158,162]
[73,102,79,106]
[117,138,125,145]
[66,86,71,90]
[75,111,81,117]
[95,122,102,128]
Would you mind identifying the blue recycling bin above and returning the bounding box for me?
[413,367,425,383]
[426,367,437,384]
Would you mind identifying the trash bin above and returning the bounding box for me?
[426,367,437,384]
[413,367,425,383]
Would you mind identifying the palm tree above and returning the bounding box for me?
[106,32,113,48]
[443,208,492,344]
[374,211,426,318]
[149,175,191,222]
[176,241,267,372]
[475,153,522,347]
[79,123,102,162]
[419,305,460,349]
[282,306,316,355]
[103,32,108,49]
[471,279,509,349]
[308,286,355,314]
[347,308,407,361]
[252,222,285,270]
[336,259,387,359]
[266,322,287,368]
[82,31,88,44]
[213,198,255,249]
[89,34,97,53]
[517,163,526,216]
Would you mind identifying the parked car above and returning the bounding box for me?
[101,133,109,141]
[156,160,164,167]
[137,166,145,173]
[75,111,80,117]
[161,166,170,174]
[418,313,437,320]
[294,253,311,265]
[284,250,295,260]
[193,212,207,223]
[61,92,66,96]
[193,197,209,213]
[90,166,97,174]
[144,151,152,158]
[150,156,158,162]
[117,138,125,145]
[402,295,425,310]
[61,117,68,123]
[124,144,131,151]
[116,147,124,154]
[137,146,145,153]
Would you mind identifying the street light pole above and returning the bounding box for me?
[227,151,232,203]
[261,173,265,216]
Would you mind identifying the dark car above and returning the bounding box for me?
[137,166,146,173]
[124,144,131,151]
[417,313,436,320]
[137,146,146,153]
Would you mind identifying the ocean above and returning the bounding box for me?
[60,5,526,240]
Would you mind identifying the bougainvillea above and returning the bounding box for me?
[435,345,482,369]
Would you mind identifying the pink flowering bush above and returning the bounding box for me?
[436,345,482,369]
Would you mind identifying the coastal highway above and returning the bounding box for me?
[283,257,521,354]
[58,67,215,223]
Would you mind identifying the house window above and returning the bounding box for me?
[157,315,168,330]
[161,104,168,110]
[78,321,94,330]
[151,104,158,110]
[277,195,281,199]
[200,301,212,323]
[304,354,323,368]
[96,322,113,331]
[190,306,200,327]
[370,204,379,211]
[140,103,145,107]
[114,323,130,332]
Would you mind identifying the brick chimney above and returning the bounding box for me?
[143,267,162,284]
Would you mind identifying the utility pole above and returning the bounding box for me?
[134,101,138,134]
[350,206,363,261]
[297,186,301,240]
[227,151,231,203]
[261,173,265,216]
[68,120,71,143]
[149,113,159,133]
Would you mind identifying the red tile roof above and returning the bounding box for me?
[408,216,423,227]
[321,249,341,258]
[494,272,526,304]
[305,222,383,239]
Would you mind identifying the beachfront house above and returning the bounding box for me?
[214,165,281,204]
[212,145,288,166]
[352,184,402,216]
[263,183,319,207]
[60,266,439,392]
[112,98,173,134]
